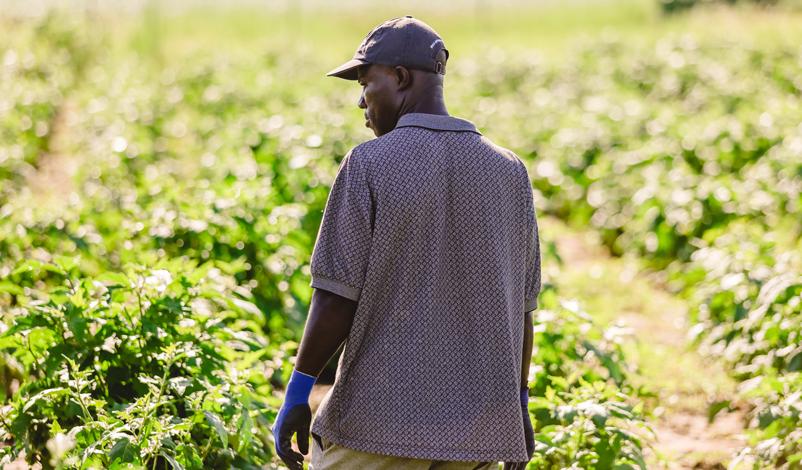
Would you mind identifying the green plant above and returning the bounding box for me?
[529,288,636,398]
[527,381,651,469]
[730,373,802,469]
[0,259,278,469]
[524,285,651,469]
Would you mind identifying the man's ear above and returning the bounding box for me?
[393,65,412,91]
[435,49,447,74]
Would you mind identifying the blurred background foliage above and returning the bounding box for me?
[1,0,802,468]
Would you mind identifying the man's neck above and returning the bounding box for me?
[401,99,449,117]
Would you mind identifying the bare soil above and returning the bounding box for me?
[23,100,79,203]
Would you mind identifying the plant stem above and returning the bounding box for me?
[140,350,176,463]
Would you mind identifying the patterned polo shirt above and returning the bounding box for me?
[308,112,541,462]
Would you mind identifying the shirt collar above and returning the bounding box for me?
[395,113,482,135]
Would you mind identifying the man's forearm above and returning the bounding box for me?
[520,310,534,389]
[294,288,359,377]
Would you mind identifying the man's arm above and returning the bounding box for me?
[520,310,533,389]
[271,288,357,470]
[295,288,358,376]
[519,309,536,467]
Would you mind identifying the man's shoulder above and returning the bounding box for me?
[478,135,526,167]
[345,129,416,169]
[350,136,387,157]
[340,138,383,165]
[351,126,419,154]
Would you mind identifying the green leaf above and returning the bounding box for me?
[12,260,45,276]
[23,387,67,412]
[96,272,131,287]
[52,255,79,272]
[204,411,228,449]
[0,335,19,349]
[229,297,261,317]
[68,315,89,342]
[160,451,185,470]
[236,407,253,453]
[0,281,24,295]
[175,444,204,470]
[109,437,139,463]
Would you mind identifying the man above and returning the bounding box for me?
[272,16,541,470]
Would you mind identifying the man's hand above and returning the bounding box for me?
[272,402,311,470]
[503,388,535,470]
[521,387,535,459]
[272,369,317,470]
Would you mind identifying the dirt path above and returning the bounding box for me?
[542,218,746,469]
[23,99,79,205]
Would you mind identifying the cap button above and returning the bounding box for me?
[405,15,412,18]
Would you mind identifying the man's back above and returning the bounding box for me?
[309,112,541,462]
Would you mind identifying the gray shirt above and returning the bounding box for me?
[308,112,541,462]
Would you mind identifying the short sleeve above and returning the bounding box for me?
[309,149,374,302]
[523,177,541,312]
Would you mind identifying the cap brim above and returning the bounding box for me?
[326,58,369,80]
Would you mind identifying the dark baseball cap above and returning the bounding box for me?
[326,15,449,81]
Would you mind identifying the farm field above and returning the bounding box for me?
[2,1,802,469]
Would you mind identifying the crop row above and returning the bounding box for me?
[0,15,94,206]
[0,252,651,468]
[682,228,801,467]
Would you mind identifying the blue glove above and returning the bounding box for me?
[521,387,534,460]
[272,369,317,470]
